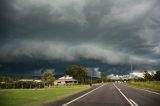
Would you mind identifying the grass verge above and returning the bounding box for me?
[0,85,90,106]
[126,81,160,92]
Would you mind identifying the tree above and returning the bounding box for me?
[101,72,107,82]
[65,65,87,84]
[153,71,160,81]
[42,69,55,88]
[144,71,152,81]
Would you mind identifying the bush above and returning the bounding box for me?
[0,81,44,89]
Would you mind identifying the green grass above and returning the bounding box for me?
[127,81,160,92]
[0,85,89,106]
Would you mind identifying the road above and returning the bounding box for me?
[44,83,160,106]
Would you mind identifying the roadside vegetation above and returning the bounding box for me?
[127,71,160,92]
[0,85,89,106]
[127,81,160,92]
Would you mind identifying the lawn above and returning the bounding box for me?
[0,85,90,106]
[127,81,160,92]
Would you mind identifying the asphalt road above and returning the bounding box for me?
[44,83,160,106]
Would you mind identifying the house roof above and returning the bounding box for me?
[55,75,77,82]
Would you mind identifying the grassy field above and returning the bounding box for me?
[0,85,90,106]
[127,81,160,92]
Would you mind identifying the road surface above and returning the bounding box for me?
[44,83,160,106]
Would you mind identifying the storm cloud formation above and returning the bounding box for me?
[1,0,160,66]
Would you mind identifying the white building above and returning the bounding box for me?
[19,79,42,83]
[54,75,78,85]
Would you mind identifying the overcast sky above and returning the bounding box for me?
[1,0,160,75]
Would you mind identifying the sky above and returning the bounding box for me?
[0,0,160,76]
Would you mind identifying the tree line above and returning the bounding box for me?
[144,71,160,81]
[0,65,108,89]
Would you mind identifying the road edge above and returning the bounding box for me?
[62,84,105,106]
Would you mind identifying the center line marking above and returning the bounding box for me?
[129,99,139,106]
[62,84,105,106]
[113,83,138,106]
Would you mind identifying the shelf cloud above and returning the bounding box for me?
[1,0,160,66]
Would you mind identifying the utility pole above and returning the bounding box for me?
[130,59,133,79]
[90,69,93,86]
[131,61,132,73]
[91,71,93,83]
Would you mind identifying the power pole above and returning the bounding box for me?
[131,61,132,73]
[90,69,93,86]
[130,60,133,79]
[91,71,93,83]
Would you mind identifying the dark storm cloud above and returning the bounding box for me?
[0,0,160,65]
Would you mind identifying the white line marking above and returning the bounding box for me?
[62,84,104,106]
[129,99,139,106]
[123,84,160,95]
[113,83,135,106]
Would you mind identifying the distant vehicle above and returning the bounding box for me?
[115,81,122,83]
